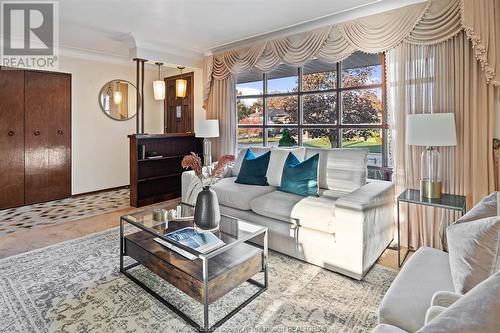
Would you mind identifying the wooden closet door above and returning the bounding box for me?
[25,71,71,204]
[164,72,194,133]
[0,70,25,209]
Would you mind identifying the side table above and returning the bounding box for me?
[397,189,466,267]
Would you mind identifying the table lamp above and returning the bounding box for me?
[196,119,220,166]
[406,113,457,199]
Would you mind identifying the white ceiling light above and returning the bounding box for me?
[153,62,165,100]
[176,66,187,98]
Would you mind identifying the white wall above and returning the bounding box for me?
[55,55,204,194]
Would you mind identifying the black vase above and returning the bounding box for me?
[194,187,221,231]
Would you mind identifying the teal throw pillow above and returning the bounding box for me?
[279,152,319,197]
[235,149,271,186]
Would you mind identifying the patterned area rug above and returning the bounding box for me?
[0,228,396,333]
[0,189,130,236]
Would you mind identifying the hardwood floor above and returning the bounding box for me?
[0,197,408,271]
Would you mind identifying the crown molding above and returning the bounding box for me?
[207,0,426,55]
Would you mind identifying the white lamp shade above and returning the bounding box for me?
[175,78,187,98]
[153,80,165,100]
[406,113,457,147]
[196,119,219,138]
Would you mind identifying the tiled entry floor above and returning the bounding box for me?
[0,188,130,236]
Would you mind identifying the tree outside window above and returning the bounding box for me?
[236,52,387,176]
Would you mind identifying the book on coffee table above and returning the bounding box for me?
[154,227,224,260]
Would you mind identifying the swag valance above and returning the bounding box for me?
[203,0,500,106]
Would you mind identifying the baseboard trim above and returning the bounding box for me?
[72,185,129,198]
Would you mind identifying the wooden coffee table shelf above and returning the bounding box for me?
[124,230,263,304]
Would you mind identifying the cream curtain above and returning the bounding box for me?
[461,0,500,86]
[387,32,498,249]
[205,75,237,157]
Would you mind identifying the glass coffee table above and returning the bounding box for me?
[120,203,268,332]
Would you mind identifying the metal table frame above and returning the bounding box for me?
[397,189,466,267]
[119,215,268,333]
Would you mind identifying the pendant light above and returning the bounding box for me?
[153,62,165,100]
[113,81,122,105]
[175,66,187,98]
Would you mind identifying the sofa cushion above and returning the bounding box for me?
[267,147,305,186]
[279,152,319,197]
[305,148,367,192]
[232,147,272,177]
[378,247,454,333]
[249,190,336,234]
[212,177,275,210]
[456,191,498,223]
[447,216,500,294]
[235,150,271,186]
[417,271,500,333]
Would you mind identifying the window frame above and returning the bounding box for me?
[236,53,389,171]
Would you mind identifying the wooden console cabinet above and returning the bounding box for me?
[128,133,203,207]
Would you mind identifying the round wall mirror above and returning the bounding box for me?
[98,79,139,120]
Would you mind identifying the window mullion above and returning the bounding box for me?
[263,72,267,147]
[337,61,342,148]
[298,66,303,146]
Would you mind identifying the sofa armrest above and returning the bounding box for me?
[336,180,395,211]
[334,180,395,278]
[371,324,409,333]
[181,170,198,203]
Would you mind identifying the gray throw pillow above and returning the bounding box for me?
[447,216,500,294]
[456,191,498,223]
[417,271,500,333]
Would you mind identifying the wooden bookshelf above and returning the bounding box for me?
[128,133,203,207]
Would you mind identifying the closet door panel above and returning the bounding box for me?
[47,74,71,200]
[0,70,25,209]
[25,71,71,204]
[25,71,51,204]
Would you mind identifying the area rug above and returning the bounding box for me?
[0,188,130,236]
[0,228,396,332]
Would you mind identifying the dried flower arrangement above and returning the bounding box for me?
[181,152,235,188]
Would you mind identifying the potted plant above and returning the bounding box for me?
[181,153,235,230]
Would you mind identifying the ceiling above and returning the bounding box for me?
[57,0,425,67]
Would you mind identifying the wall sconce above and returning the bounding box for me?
[153,62,165,100]
[176,66,187,98]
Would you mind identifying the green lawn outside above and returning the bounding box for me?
[239,137,382,153]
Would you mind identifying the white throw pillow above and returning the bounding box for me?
[417,271,500,333]
[456,191,498,223]
[447,216,500,294]
[266,147,306,187]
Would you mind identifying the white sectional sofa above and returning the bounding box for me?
[181,147,395,280]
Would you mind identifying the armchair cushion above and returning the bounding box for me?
[447,216,500,294]
[378,247,454,332]
[417,271,500,333]
[430,291,462,308]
